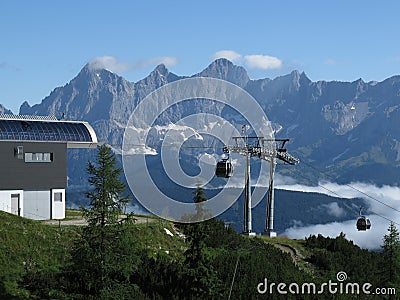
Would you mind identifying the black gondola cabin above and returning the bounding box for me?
[215,159,233,178]
[356,216,371,231]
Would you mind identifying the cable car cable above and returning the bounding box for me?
[293,154,400,214]
[286,163,400,226]
[108,142,400,224]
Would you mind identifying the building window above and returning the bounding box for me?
[54,192,63,202]
[24,152,53,163]
[15,146,24,159]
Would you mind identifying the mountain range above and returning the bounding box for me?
[9,58,400,187]
[2,58,400,233]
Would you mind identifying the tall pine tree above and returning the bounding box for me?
[182,184,223,299]
[68,145,137,297]
[381,222,400,288]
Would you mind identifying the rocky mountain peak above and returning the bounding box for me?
[0,104,12,115]
[135,64,172,96]
[76,63,96,79]
[19,101,31,114]
[74,63,119,84]
[300,71,311,82]
[196,58,250,87]
[153,64,169,76]
[289,70,311,84]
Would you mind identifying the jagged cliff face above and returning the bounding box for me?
[16,58,400,185]
[194,58,250,88]
[0,104,12,114]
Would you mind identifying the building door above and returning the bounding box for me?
[11,194,20,216]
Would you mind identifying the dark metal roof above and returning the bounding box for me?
[0,115,97,148]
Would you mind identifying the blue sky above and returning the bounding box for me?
[1,0,400,113]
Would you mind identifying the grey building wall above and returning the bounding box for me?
[0,141,67,190]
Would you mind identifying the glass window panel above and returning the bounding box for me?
[24,152,52,163]
[43,153,51,161]
[54,192,62,202]
[24,153,32,162]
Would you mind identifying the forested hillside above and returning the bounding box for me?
[0,210,398,299]
[1,145,398,299]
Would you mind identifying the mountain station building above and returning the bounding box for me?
[0,114,97,220]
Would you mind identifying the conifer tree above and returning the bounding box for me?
[69,145,137,297]
[183,184,222,299]
[381,222,400,287]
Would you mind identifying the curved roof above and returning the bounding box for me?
[0,115,98,148]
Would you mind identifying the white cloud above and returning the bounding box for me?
[205,170,397,249]
[88,55,178,73]
[275,179,400,212]
[324,58,337,65]
[276,175,400,250]
[283,215,388,250]
[244,54,282,69]
[0,62,20,71]
[322,202,345,218]
[88,56,130,72]
[145,56,178,67]
[211,50,283,70]
[212,50,242,62]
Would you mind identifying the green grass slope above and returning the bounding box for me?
[0,210,392,299]
[0,211,76,298]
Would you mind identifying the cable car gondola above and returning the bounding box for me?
[356,216,371,231]
[215,159,233,178]
[356,207,371,231]
[215,147,233,178]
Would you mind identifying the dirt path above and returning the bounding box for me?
[274,243,297,258]
[273,242,305,263]
[272,242,314,276]
[43,215,156,226]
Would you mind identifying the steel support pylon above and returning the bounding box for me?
[243,151,255,236]
[264,156,277,237]
[221,136,298,237]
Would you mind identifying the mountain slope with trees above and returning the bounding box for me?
[0,147,397,299]
[1,146,396,299]
[1,208,398,299]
